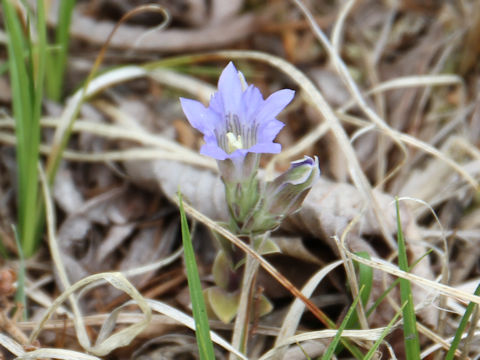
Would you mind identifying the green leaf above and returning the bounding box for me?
[2,0,44,258]
[364,301,407,360]
[395,198,421,359]
[355,251,373,307]
[445,281,480,360]
[45,0,76,100]
[205,287,240,324]
[255,293,273,318]
[321,286,365,360]
[366,249,432,318]
[253,237,281,255]
[344,251,373,330]
[178,192,216,360]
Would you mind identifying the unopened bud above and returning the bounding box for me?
[247,156,320,233]
[266,156,320,215]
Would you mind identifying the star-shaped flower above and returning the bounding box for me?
[180,62,294,161]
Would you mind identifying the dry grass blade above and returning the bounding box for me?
[145,299,248,360]
[336,228,369,331]
[60,148,210,164]
[338,75,464,113]
[331,0,355,53]
[0,115,215,168]
[39,163,88,344]
[149,68,215,104]
[0,333,25,357]
[274,260,344,346]
[261,328,387,360]
[17,313,178,332]
[75,247,183,310]
[16,348,102,360]
[338,240,480,305]
[272,260,344,360]
[416,322,463,358]
[46,66,148,176]
[45,117,202,156]
[122,246,183,278]
[333,112,477,193]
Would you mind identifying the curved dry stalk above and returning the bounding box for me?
[75,247,183,301]
[330,0,355,54]
[38,164,87,341]
[290,0,477,189]
[28,272,152,356]
[36,164,152,357]
[338,75,464,114]
[265,73,462,179]
[46,66,149,178]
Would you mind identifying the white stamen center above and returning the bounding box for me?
[226,132,243,153]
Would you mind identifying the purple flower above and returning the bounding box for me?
[180,62,294,161]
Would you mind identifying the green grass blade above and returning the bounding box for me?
[46,0,75,101]
[2,0,42,258]
[321,286,364,360]
[355,252,373,307]
[21,0,47,258]
[445,281,480,360]
[35,0,47,108]
[395,198,421,359]
[2,0,31,208]
[344,251,373,330]
[366,249,432,318]
[178,192,216,360]
[364,301,407,360]
[0,60,10,75]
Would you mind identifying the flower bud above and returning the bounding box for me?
[247,156,320,233]
[266,156,319,215]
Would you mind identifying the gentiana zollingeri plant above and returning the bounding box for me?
[180,62,319,351]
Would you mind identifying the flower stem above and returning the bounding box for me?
[230,240,260,359]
